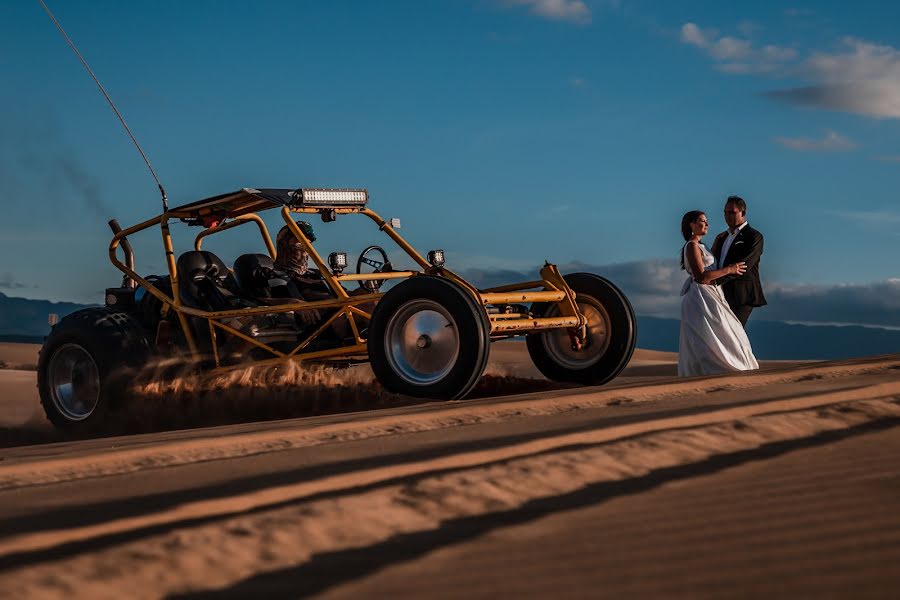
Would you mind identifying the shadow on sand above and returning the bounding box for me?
[168,418,900,600]
[0,363,572,448]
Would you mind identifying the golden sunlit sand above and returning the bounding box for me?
[0,341,684,433]
[1,340,898,598]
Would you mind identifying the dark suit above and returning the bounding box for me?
[710,223,766,327]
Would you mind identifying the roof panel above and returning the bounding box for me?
[168,188,294,216]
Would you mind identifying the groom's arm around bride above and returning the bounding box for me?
[711,196,767,327]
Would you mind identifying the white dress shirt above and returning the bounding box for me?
[719,221,748,269]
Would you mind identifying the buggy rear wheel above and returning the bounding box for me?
[46,343,101,422]
[368,276,489,399]
[526,273,636,385]
[38,307,151,433]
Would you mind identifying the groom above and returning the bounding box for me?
[711,195,767,327]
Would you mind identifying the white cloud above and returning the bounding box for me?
[680,23,900,119]
[805,37,900,82]
[826,209,900,225]
[679,22,796,74]
[764,279,900,327]
[772,82,900,119]
[873,155,900,162]
[762,45,799,62]
[709,36,753,61]
[773,130,857,152]
[769,37,900,118]
[681,33,900,119]
[503,0,592,25]
[784,8,815,17]
[680,22,713,48]
[0,272,27,290]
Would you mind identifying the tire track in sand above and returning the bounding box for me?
[2,398,898,599]
[2,357,898,492]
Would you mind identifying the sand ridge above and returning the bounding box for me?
[1,395,897,599]
[0,342,671,433]
[2,355,897,492]
[1,344,898,598]
[3,379,900,558]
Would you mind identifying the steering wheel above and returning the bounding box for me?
[356,245,392,292]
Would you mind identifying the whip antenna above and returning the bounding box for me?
[38,0,169,212]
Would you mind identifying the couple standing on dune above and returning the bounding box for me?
[678,195,766,377]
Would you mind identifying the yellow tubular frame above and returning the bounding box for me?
[195,213,276,257]
[107,196,589,370]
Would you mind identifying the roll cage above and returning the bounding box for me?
[108,188,586,370]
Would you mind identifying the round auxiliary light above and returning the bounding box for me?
[328,251,348,274]
[427,249,445,268]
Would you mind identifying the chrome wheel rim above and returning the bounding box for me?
[385,300,460,386]
[541,296,611,369]
[48,343,100,421]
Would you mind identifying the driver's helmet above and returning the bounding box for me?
[276,220,316,243]
[274,221,316,276]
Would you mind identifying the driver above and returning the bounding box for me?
[274,221,329,296]
[273,221,374,336]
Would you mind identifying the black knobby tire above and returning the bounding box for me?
[368,276,490,399]
[526,273,636,385]
[37,307,151,433]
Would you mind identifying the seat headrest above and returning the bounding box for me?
[177,251,230,282]
[233,253,276,291]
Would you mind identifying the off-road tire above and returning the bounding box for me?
[38,307,151,433]
[527,273,636,385]
[368,276,490,399]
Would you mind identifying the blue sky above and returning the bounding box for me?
[0,1,898,326]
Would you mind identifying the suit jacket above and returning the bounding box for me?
[710,224,767,308]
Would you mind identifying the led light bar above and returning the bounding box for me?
[291,188,368,207]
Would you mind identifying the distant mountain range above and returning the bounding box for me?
[0,292,92,343]
[1,292,897,360]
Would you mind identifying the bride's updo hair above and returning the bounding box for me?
[680,210,705,270]
[681,210,704,241]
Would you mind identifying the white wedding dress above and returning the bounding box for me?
[678,241,759,377]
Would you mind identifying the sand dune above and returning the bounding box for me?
[0,344,45,437]
[0,343,39,370]
[2,341,678,434]
[2,340,899,598]
[0,349,897,597]
[0,341,785,435]
[319,426,900,600]
[0,371,43,429]
[3,355,897,491]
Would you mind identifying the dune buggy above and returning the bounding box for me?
[37,188,637,432]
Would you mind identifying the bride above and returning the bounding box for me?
[678,210,759,377]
